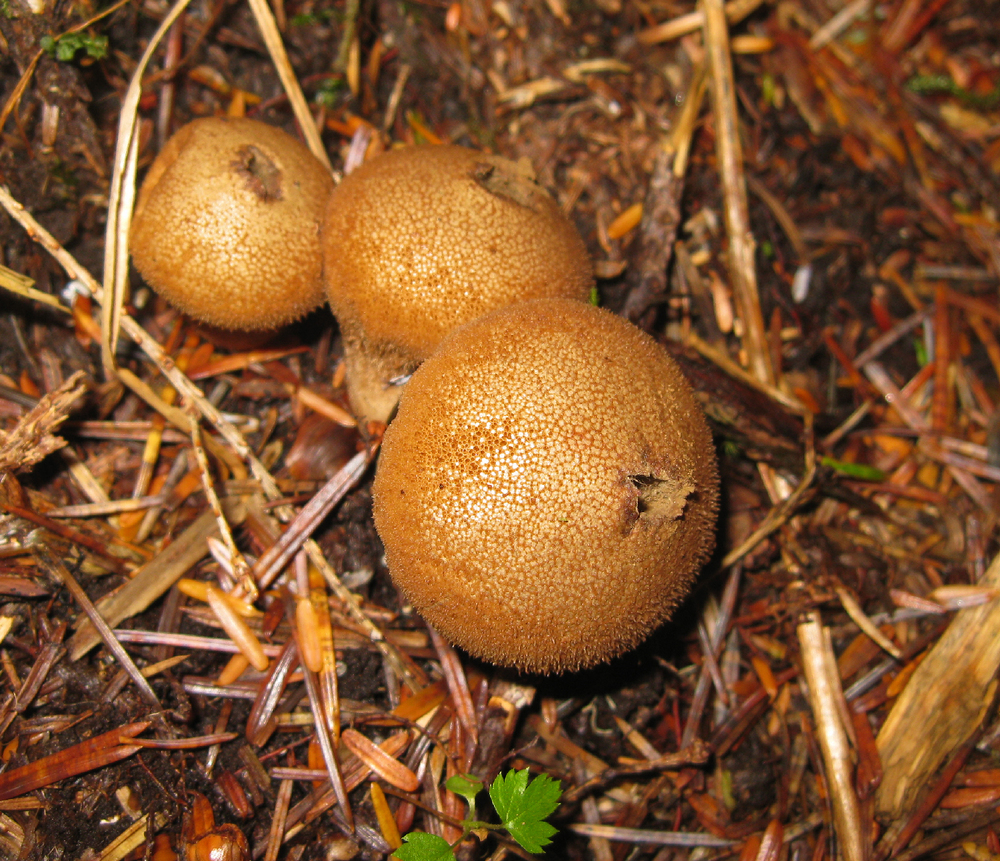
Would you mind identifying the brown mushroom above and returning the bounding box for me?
[130,117,333,331]
[372,298,719,673]
[321,144,593,423]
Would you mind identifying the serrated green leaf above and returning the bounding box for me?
[446,773,483,812]
[391,831,456,861]
[489,769,561,854]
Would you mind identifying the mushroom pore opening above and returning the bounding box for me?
[628,474,694,525]
[472,162,548,212]
[233,145,283,201]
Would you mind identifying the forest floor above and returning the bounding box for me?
[2,0,1000,858]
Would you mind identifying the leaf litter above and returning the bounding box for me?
[1,0,1000,857]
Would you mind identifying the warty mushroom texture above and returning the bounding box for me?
[321,143,595,423]
[130,116,334,332]
[372,298,720,674]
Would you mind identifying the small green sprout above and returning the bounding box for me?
[393,768,561,861]
[40,31,108,63]
[819,455,887,482]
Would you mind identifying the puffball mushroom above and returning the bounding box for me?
[130,117,333,331]
[321,144,594,423]
[372,298,719,674]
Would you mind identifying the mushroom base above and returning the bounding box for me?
[340,333,417,425]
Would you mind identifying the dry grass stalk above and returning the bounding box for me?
[306,555,343,743]
[797,614,867,861]
[263,778,294,861]
[702,0,774,387]
[244,0,331,170]
[299,636,354,830]
[37,548,162,707]
[427,626,478,751]
[638,0,768,45]
[92,812,170,861]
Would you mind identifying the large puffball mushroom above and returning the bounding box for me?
[372,298,719,674]
[130,117,334,331]
[321,144,594,423]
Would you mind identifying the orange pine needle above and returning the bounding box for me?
[341,729,419,792]
[0,721,150,800]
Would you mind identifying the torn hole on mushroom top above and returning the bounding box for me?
[626,474,694,530]
[472,161,549,212]
[233,145,283,201]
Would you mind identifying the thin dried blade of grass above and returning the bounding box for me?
[12,629,64,714]
[306,556,342,742]
[102,0,195,373]
[245,0,331,170]
[566,824,737,847]
[681,567,741,748]
[190,417,255,595]
[93,812,170,861]
[125,733,238,748]
[702,0,774,386]
[0,502,131,575]
[0,264,68,314]
[69,498,246,659]
[264,778,295,861]
[299,641,354,831]
[246,639,299,745]
[638,0,767,45]
[112,630,280,657]
[684,331,805,416]
[835,584,903,660]
[46,493,168,518]
[721,425,816,569]
[797,614,868,861]
[37,549,161,708]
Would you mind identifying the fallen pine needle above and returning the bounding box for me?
[0,721,150,801]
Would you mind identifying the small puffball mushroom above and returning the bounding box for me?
[130,117,333,331]
[322,144,593,423]
[372,298,719,674]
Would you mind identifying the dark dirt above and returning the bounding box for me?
[3,0,1000,856]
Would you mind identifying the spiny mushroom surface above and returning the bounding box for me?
[372,298,719,673]
[321,144,593,422]
[130,116,333,331]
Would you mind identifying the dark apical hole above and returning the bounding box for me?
[234,145,283,201]
[628,474,692,523]
[472,162,545,212]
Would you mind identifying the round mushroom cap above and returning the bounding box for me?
[372,298,719,673]
[130,117,334,331]
[321,144,593,418]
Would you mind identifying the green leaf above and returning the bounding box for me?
[489,769,561,854]
[820,456,887,482]
[56,38,78,61]
[41,32,108,63]
[392,831,456,861]
[445,773,483,812]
